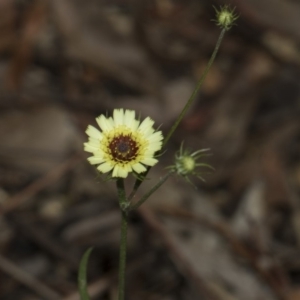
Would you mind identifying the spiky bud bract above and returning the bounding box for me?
[213,5,238,31]
[167,143,214,187]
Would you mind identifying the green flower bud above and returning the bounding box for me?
[213,5,238,31]
[168,143,214,186]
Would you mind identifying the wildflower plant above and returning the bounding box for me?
[78,5,238,300]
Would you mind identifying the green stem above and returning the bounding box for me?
[162,28,226,148]
[116,179,128,300]
[128,171,174,211]
[117,178,127,210]
[127,170,150,202]
[118,211,128,300]
[127,29,226,202]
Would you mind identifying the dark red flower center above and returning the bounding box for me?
[109,134,139,162]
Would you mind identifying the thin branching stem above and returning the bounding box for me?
[127,29,226,201]
[127,169,149,202]
[128,171,174,211]
[162,28,226,148]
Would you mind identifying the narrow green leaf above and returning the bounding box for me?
[78,247,93,300]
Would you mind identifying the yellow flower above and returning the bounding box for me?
[84,109,163,178]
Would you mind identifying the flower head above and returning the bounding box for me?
[84,109,163,178]
[213,5,238,31]
[168,143,213,185]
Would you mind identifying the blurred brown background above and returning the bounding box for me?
[1,0,300,299]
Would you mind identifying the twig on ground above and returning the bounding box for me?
[5,0,48,90]
[12,216,79,271]
[0,254,62,300]
[0,154,81,215]
[157,205,290,300]
[139,206,222,300]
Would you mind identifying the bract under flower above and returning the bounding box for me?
[84,109,163,178]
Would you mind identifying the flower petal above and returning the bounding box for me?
[84,143,98,153]
[113,109,124,126]
[97,162,113,173]
[132,163,147,173]
[138,117,154,134]
[88,156,105,165]
[112,165,128,178]
[86,125,102,139]
[124,164,132,173]
[87,138,100,148]
[124,110,139,130]
[147,131,163,142]
[147,142,162,152]
[96,115,114,132]
[141,157,158,166]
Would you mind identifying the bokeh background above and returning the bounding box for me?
[1,0,300,299]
